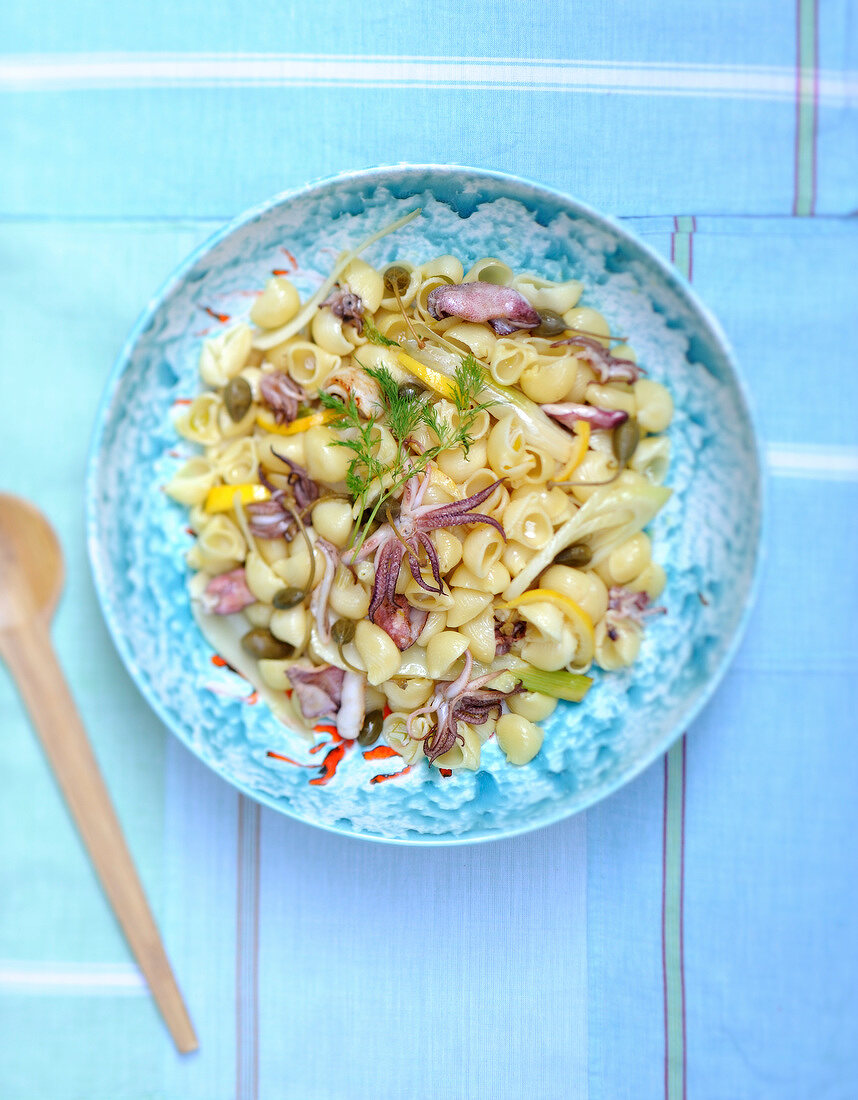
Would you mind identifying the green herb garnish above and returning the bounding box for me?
[319,357,491,553]
[361,315,399,348]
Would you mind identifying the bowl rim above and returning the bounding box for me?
[85,163,767,845]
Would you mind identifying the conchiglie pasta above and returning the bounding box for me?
[585,382,636,416]
[217,400,257,441]
[310,308,355,356]
[196,514,246,573]
[489,339,535,386]
[562,307,611,343]
[212,437,258,484]
[272,541,323,588]
[420,254,464,283]
[595,620,642,670]
[244,601,273,629]
[502,541,536,577]
[606,532,652,586]
[445,588,493,629]
[539,565,609,623]
[256,537,288,566]
[328,565,371,620]
[462,470,509,520]
[187,502,209,533]
[443,322,497,361]
[433,721,483,771]
[354,621,401,685]
[437,440,488,482]
[426,631,470,679]
[244,549,287,603]
[459,606,497,664]
[269,605,309,647]
[519,356,579,404]
[416,609,448,645]
[275,339,340,390]
[633,379,674,433]
[403,576,455,613]
[174,393,223,445]
[342,258,384,313]
[522,623,578,671]
[257,432,306,471]
[495,713,543,765]
[464,257,513,285]
[303,426,352,483]
[630,435,670,484]
[487,416,532,480]
[513,274,583,314]
[449,561,510,595]
[462,525,505,578]
[569,450,618,503]
[311,500,353,548]
[354,343,406,378]
[199,323,253,386]
[627,561,667,601]
[502,494,554,550]
[164,457,217,505]
[508,691,558,722]
[431,530,463,574]
[516,447,560,490]
[250,277,300,330]
[256,658,294,692]
[384,677,433,711]
[384,714,426,765]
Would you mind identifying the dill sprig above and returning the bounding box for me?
[318,356,491,552]
[361,315,399,348]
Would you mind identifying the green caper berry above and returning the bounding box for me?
[612,418,641,466]
[331,618,356,646]
[240,628,294,660]
[534,310,568,338]
[555,542,593,568]
[357,709,384,746]
[397,382,423,402]
[272,586,305,610]
[383,265,411,296]
[223,376,252,422]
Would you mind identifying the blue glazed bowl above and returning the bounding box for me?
[86,165,763,844]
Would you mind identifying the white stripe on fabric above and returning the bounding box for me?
[0,961,146,994]
[766,443,858,481]
[0,53,856,104]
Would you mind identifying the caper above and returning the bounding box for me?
[397,382,423,402]
[357,709,384,746]
[383,265,411,296]
[555,542,592,568]
[612,418,641,466]
[240,628,294,659]
[331,618,356,646]
[534,309,569,338]
[272,586,305,610]
[223,376,252,422]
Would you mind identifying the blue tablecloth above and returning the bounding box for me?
[1,4,857,1097]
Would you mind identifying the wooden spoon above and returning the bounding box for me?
[0,493,198,1054]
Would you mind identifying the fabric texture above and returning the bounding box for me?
[1,2,857,1097]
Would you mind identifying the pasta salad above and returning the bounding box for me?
[166,211,673,772]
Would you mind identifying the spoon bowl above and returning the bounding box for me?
[0,494,65,628]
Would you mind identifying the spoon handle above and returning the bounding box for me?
[0,617,198,1054]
